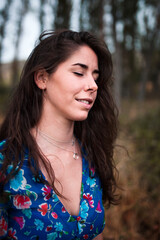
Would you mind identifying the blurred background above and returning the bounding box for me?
[0,0,160,239]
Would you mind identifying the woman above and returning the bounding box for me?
[0,30,119,239]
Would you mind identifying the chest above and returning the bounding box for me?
[56,160,83,216]
[41,154,83,216]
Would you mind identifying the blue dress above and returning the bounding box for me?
[0,140,105,239]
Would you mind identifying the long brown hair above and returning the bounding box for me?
[0,30,119,207]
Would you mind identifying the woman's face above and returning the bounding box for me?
[43,45,99,122]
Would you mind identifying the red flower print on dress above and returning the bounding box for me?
[83,193,94,208]
[0,171,6,182]
[95,200,102,213]
[90,167,95,177]
[51,212,58,219]
[46,225,53,232]
[13,195,32,209]
[83,234,89,239]
[38,203,51,216]
[77,216,81,222]
[41,185,52,201]
[13,216,25,229]
[61,206,66,213]
[8,228,17,240]
[0,216,7,236]
[90,224,94,231]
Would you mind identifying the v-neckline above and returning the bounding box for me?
[39,156,85,218]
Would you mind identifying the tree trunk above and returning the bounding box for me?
[111,0,123,110]
[11,0,29,87]
[113,42,123,110]
[0,0,12,83]
[39,0,46,33]
[54,0,72,29]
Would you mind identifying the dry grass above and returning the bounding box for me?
[103,133,145,240]
[103,99,160,240]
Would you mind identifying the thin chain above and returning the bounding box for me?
[38,129,79,160]
[38,129,74,145]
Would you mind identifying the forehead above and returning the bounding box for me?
[64,45,98,67]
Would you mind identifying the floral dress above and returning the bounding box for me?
[0,140,105,240]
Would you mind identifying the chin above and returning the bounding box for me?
[73,113,89,122]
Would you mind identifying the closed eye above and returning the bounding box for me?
[73,72,83,76]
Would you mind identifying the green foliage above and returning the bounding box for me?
[128,107,160,199]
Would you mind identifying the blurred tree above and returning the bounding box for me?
[139,0,160,100]
[121,0,139,98]
[11,0,30,87]
[39,0,46,33]
[80,0,105,39]
[54,0,72,29]
[110,0,123,109]
[89,0,105,39]
[108,0,139,107]
[79,0,89,31]
[0,0,12,83]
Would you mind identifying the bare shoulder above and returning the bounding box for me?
[93,233,103,240]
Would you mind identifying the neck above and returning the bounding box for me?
[31,108,79,160]
[35,114,74,143]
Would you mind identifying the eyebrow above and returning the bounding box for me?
[72,63,99,74]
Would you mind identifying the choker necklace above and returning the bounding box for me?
[37,129,79,160]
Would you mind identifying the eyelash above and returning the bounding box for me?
[73,72,83,76]
[73,72,99,83]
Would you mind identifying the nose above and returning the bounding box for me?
[84,75,98,92]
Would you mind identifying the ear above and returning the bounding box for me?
[34,69,49,90]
